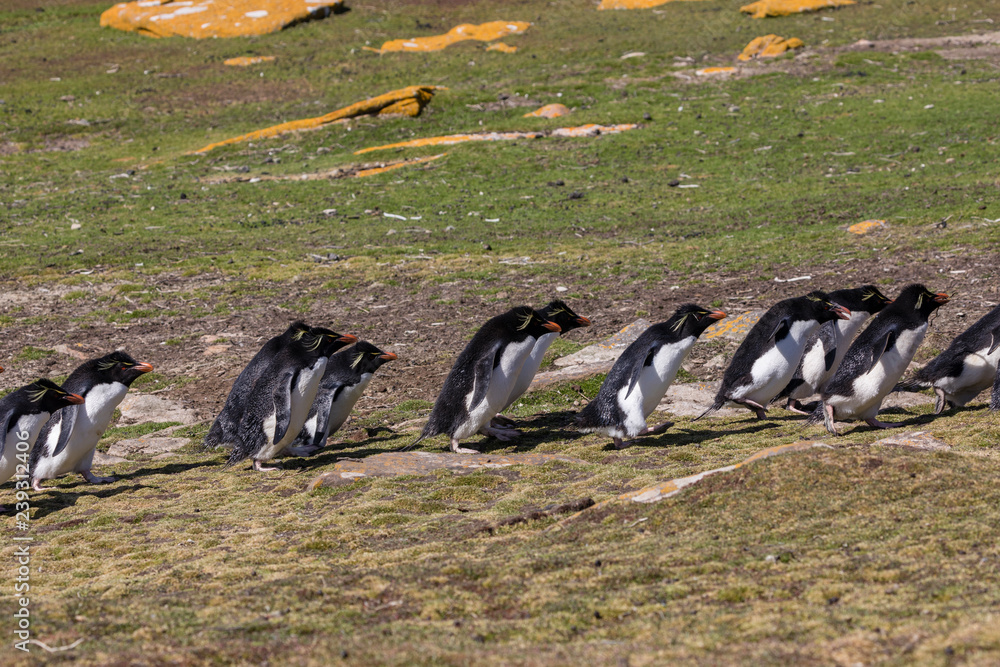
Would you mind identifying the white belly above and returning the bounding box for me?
[503,331,559,411]
[831,324,928,419]
[936,343,1000,406]
[1,412,50,485]
[258,359,326,460]
[457,338,535,440]
[617,337,696,437]
[323,374,374,442]
[738,320,819,405]
[34,382,128,480]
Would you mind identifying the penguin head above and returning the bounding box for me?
[25,378,85,413]
[895,284,949,317]
[508,306,562,340]
[307,326,359,357]
[805,291,851,322]
[830,285,893,315]
[539,300,591,334]
[666,304,727,338]
[91,351,154,387]
[347,341,398,375]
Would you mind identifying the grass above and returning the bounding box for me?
[2,0,1000,663]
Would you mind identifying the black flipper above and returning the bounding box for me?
[0,406,16,460]
[770,317,791,345]
[270,369,296,446]
[866,329,897,375]
[50,404,79,457]
[308,383,341,449]
[988,328,1000,356]
[991,364,1000,412]
[468,341,502,413]
[625,345,658,400]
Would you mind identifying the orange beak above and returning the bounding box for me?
[575,315,592,327]
[66,393,86,405]
[338,334,359,344]
[543,320,562,333]
[709,310,727,320]
[933,292,950,304]
[379,352,398,361]
[831,305,851,321]
[136,362,154,373]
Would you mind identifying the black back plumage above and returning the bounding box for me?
[822,284,947,400]
[910,303,1000,385]
[227,329,337,465]
[1,379,82,456]
[293,341,396,449]
[419,306,558,441]
[775,285,892,401]
[204,321,311,448]
[577,304,721,430]
[706,291,846,411]
[30,351,151,466]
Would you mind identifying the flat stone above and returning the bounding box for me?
[107,436,190,458]
[117,394,198,426]
[554,319,651,367]
[702,310,765,341]
[204,344,232,356]
[530,361,614,390]
[870,431,951,451]
[93,451,126,466]
[53,343,92,360]
[307,451,586,489]
[656,382,738,417]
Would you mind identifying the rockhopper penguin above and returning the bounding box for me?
[204,321,312,449]
[226,327,353,471]
[576,304,726,449]
[813,283,949,434]
[895,302,1000,413]
[287,341,397,456]
[30,351,153,490]
[1,379,84,489]
[403,306,561,454]
[496,300,591,420]
[700,291,850,420]
[775,285,893,413]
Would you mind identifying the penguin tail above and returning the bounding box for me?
[893,379,930,394]
[398,428,433,452]
[805,402,825,426]
[693,399,724,422]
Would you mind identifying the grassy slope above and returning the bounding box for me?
[2,0,1000,664]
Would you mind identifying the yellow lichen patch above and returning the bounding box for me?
[223,55,276,66]
[375,21,530,53]
[100,0,345,39]
[738,34,805,61]
[354,124,639,155]
[599,0,710,9]
[740,0,855,19]
[848,219,887,234]
[190,85,442,155]
[703,311,763,340]
[696,66,737,76]
[524,104,571,119]
[486,42,518,53]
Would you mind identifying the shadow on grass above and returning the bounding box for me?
[30,483,148,520]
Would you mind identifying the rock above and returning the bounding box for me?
[554,319,652,367]
[702,311,765,341]
[307,451,586,490]
[93,451,126,466]
[870,431,951,451]
[107,436,190,458]
[53,343,92,360]
[204,344,232,356]
[117,395,198,426]
[655,382,737,417]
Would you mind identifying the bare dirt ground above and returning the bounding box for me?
[2,247,995,429]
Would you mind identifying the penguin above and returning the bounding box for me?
[286,341,397,456]
[775,285,893,413]
[204,321,313,448]
[813,283,949,434]
[226,327,348,471]
[1,379,84,489]
[700,291,850,420]
[894,302,1000,413]
[496,300,591,418]
[403,306,561,454]
[30,351,154,490]
[991,364,1000,411]
[576,304,726,449]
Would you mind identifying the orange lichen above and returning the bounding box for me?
[223,55,276,66]
[695,66,737,76]
[738,34,805,61]
[354,124,639,155]
[356,154,444,177]
[740,0,855,19]
[100,0,345,39]
[486,42,518,53]
[373,21,530,53]
[848,219,887,234]
[190,85,442,155]
[524,104,570,119]
[703,311,763,340]
[599,0,710,9]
